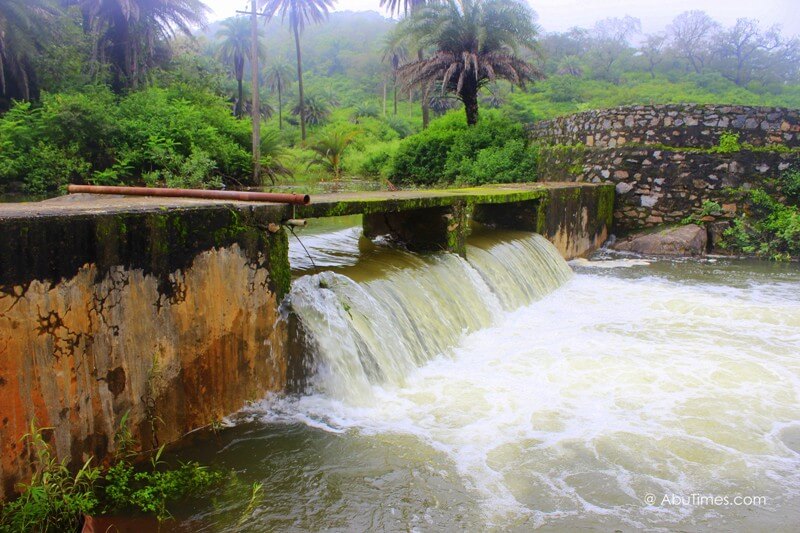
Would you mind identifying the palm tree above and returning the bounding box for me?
[264,61,293,129]
[380,0,433,128]
[399,0,542,126]
[381,30,408,116]
[0,0,54,100]
[292,94,330,125]
[217,17,265,118]
[260,0,336,142]
[260,129,293,184]
[307,127,359,181]
[379,0,429,16]
[79,0,208,90]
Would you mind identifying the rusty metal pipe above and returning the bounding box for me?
[67,184,310,205]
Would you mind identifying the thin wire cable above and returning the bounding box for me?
[287,224,317,270]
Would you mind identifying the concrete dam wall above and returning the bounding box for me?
[0,183,613,497]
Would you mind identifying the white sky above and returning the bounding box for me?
[205,0,800,37]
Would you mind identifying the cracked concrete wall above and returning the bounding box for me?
[0,207,290,498]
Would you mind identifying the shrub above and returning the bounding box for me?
[458,140,539,185]
[721,188,800,260]
[388,111,538,186]
[389,128,461,185]
[0,419,226,530]
[385,116,414,139]
[350,140,399,178]
[104,447,223,522]
[781,168,800,205]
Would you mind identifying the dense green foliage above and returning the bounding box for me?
[721,172,800,260]
[388,111,538,186]
[0,85,254,194]
[104,448,222,521]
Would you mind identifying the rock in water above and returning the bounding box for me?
[613,224,708,256]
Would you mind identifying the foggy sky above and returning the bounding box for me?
[206,0,800,37]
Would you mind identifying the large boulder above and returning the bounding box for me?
[612,224,708,256]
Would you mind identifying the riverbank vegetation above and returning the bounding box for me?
[1,1,799,196]
[0,420,229,532]
[721,170,800,260]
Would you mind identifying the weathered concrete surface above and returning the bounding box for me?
[613,224,708,256]
[363,204,472,256]
[0,202,290,498]
[473,185,615,259]
[307,183,614,259]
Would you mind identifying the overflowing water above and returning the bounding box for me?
[177,219,800,532]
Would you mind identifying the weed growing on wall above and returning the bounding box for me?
[713,131,742,153]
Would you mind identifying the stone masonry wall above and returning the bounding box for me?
[537,146,797,232]
[531,105,800,233]
[530,104,800,149]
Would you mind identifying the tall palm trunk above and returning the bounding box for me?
[393,70,398,115]
[236,76,244,118]
[277,81,283,129]
[234,53,245,118]
[382,77,387,116]
[418,49,429,129]
[461,80,479,126]
[293,23,307,141]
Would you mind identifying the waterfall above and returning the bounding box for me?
[288,233,573,402]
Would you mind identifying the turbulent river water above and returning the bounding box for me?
[177,217,800,532]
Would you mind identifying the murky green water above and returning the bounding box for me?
[172,219,800,532]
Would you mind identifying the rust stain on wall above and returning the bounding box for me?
[0,244,288,498]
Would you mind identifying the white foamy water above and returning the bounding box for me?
[248,234,800,531]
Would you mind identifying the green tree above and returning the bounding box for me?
[0,0,55,101]
[308,127,359,180]
[380,0,433,128]
[216,17,265,118]
[264,61,294,129]
[259,129,293,183]
[381,29,408,116]
[260,0,336,141]
[79,0,209,90]
[400,0,542,126]
[292,94,329,125]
